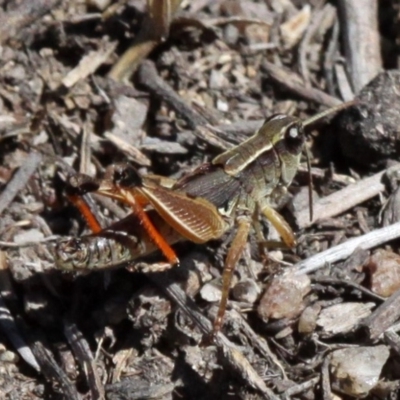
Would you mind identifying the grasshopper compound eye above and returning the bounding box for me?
[288,126,299,138]
[282,122,305,154]
[285,122,304,140]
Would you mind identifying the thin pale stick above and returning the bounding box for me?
[294,221,400,276]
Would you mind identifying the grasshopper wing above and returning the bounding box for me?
[139,182,228,244]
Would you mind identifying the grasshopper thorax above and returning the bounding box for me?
[213,101,357,179]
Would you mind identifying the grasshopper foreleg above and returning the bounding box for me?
[260,202,296,248]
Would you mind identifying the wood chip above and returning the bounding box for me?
[280,5,311,49]
[62,39,117,88]
[0,152,42,217]
[317,302,374,336]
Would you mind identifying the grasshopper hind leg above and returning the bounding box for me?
[212,216,252,338]
[211,205,293,338]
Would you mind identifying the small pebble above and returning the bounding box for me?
[200,281,221,303]
[0,350,18,363]
[232,279,260,304]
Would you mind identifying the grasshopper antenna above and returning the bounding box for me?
[303,99,358,127]
[302,99,358,222]
[304,146,314,222]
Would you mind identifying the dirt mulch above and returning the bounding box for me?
[0,0,400,399]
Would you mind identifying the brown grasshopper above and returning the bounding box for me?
[55,210,184,272]
[54,100,355,336]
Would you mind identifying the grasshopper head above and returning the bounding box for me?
[105,163,142,188]
[262,114,306,155]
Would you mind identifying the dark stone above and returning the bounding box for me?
[337,71,400,168]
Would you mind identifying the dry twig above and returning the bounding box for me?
[262,61,342,107]
[295,221,400,275]
[338,0,382,92]
[109,0,183,82]
[0,152,42,217]
[294,167,394,229]
[362,288,400,341]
